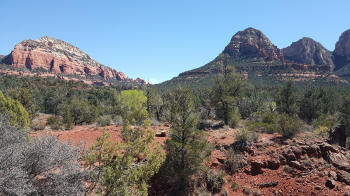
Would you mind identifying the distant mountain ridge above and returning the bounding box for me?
[222,27,283,61]
[159,27,349,88]
[282,37,334,68]
[0,36,145,86]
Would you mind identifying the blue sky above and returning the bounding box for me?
[0,1,349,83]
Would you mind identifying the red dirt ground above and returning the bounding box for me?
[31,125,350,195]
[30,124,169,149]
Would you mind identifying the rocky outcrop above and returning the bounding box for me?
[282,37,334,70]
[334,29,350,71]
[222,27,283,61]
[1,36,145,84]
[159,27,347,88]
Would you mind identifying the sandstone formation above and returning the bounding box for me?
[282,37,334,70]
[159,27,346,88]
[222,27,283,61]
[1,36,145,84]
[334,29,350,71]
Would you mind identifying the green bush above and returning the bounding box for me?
[228,108,240,128]
[247,112,279,134]
[233,128,259,151]
[276,81,298,116]
[211,66,243,125]
[116,90,148,124]
[243,186,251,195]
[205,170,225,194]
[113,115,124,125]
[6,88,38,120]
[278,113,301,138]
[30,119,46,131]
[312,114,337,129]
[46,115,64,130]
[224,149,244,174]
[96,115,112,126]
[313,126,329,138]
[238,96,261,119]
[58,99,98,128]
[231,182,240,191]
[0,90,29,128]
[84,124,165,195]
[340,97,350,137]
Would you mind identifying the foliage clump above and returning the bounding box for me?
[0,90,29,128]
[116,89,149,124]
[205,170,225,194]
[84,122,165,196]
[158,87,212,195]
[276,81,298,116]
[0,115,87,195]
[224,149,245,174]
[278,113,301,138]
[233,128,259,151]
[211,66,243,128]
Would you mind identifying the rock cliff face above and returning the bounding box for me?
[159,27,347,88]
[1,36,144,84]
[222,27,283,61]
[282,38,334,70]
[333,29,350,71]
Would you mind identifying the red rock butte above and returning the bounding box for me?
[2,36,145,84]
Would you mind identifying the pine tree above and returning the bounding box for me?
[276,81,298,116]
[144,85,163,120]
[159,87,212,194]
[211,65,243,127]
[340,97,350,137]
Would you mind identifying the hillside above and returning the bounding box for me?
[158,28,347,89]
[0,36,145,86]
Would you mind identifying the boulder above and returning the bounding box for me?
[328,171,337,179]
[289,161,306,170]
[302,144,321,158]
[337,170,350,185]
[319,142,338,158]
[282,148,297,161]
[258,181,278,188]
[198,119,224,130]
[325,179,336,189]
[267,159,280,170]
[326,152,350,171]
[250,158,264,175]
[291,146,304,159]
[155,131,167,137]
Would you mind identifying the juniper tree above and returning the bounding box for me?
[159,87,212,194]
[276,81,298,116]
[144,85,163,120]
[0,90,29,128]
[211,65,243,127]
[84,122,165,196]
